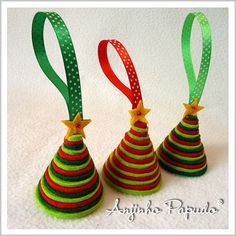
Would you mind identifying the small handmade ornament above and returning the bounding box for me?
[156,12,212,177]
[32,12,103,218]
[98,40,161,195]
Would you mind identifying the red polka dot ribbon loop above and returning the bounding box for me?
[98,39,142,108]
[100,41,161,195]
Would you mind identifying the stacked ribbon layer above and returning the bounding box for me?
[156,115,207,176]
[35,134,104,218]
[103,121,161,195]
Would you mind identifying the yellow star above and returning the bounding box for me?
[62,112,91,139]
[129,100,151,125]
[183,98,204,117]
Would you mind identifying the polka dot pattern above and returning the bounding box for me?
[190,13,212,103]
[46,12,82,120]
[100,39,142,108]
[109,40,142,106]
[182,12,212,104]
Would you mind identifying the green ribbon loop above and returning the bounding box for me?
[181,12,212,104]
[32,12,83,120]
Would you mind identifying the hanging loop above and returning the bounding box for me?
[181,12,212,104]
[98,39,143,108]
[32,12,83,120]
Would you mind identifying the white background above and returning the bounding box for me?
[7,8,228,229]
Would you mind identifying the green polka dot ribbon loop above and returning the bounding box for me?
[32,12,82,120]
[32,13,104,219]
[156,12,212,177]
[181,12,212,104]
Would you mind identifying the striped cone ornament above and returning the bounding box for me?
[157,12,213,177]
[32,12,105,218]
[98,39,161,195]
[156,115,207,177]
[35,134,104,219]
[103,121,161,195]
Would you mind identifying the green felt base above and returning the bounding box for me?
[102,170,161,196]
[35,186,104,219]
[158,159,207,177]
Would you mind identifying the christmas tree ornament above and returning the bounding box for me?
[98,40,161,195]
[32,12,103,218]
[156,12,212,177]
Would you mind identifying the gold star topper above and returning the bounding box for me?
[62,112,91,139]
[183,98,204,117]
[129,100,151,125]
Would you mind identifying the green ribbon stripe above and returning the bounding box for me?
[119,145,154,160]
[157,154,207,173]
[40,177,101,203]
[127,131,150,141]
[32,12,83,120]
[53,154,91,171]
[63,143,84,150]
[35,186,104,217]
[115,150,155,169]
[42,174,100,199]
[174,128,199,139]
[185,115,198,120]
[131,125,148,133]
[68,135,83,142]
[56,153,89,166]
[50,162,94,181]
[158,160,207,177]
[180,121,199,129]
[109,154,159,177]
[182,12,212,104]
[48,164,96,187]
[168,135,202,150]
[167,136,203,152]
[102,171,161,196]
[162,142,205,161]
[123,138,152,150]
[179,123,198,132]
[104,162,160,186]
[61,143,87,155]
[172,129,200,142]
[159,147,206,165]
